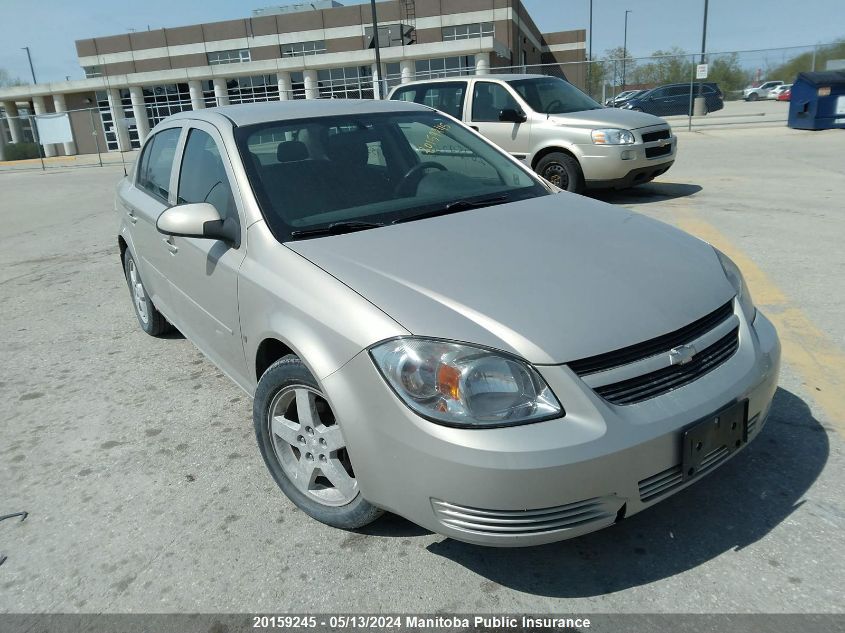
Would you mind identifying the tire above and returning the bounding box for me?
[123,251,171,336]
[536,152,584,193]
[253,355,383,530]
[747,92,759,102]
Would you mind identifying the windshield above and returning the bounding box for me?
[235,111,549,241]
[508,77,603,114]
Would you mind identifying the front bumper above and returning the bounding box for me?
[575,131,677,188]
[323,309,780,547]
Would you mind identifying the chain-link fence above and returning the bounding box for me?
[2,42,841,171]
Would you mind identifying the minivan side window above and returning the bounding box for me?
[137,127,181,202]
[178,128,236,220]
[392,83,466,119]
[472,82,520,122]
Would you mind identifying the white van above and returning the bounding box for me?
[389,74,676,193]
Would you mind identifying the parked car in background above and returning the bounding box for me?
[604,89,645,107]
[622,83,724,117]
[117,99,780,547]
[769,84,792,100]
[744,80,783,101]
[777,86,792,101]
[389,75,676,193]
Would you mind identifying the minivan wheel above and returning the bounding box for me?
[123,252,171,336]
[253,355,383,529]
[536,152,584,193]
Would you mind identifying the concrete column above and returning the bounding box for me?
[51,93,77,156]
[107,88,131,153]
[277,72,292,101]
[303,69,319,100]
[400,59,415,84]
[188,80,205,110]
[372,63,385,99]
[32,96,57,158]
[475,52,491,76]
[128,86,150,144]
[2,101,25,144]
[212,78,230,106]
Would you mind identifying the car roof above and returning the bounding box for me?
[396,73,552,86]
[166,98,429,127]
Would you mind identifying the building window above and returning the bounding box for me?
[316,67,373,99]
[84,65,103,78]
[442,23,494,41]
[414,56,475,80]
[289,72,306,100]
[207,49,251,65]
[282,40,326,57]
[227,75,279,104]
[143,84,192,129]
[384,62,402,88]
[95,89,140,151]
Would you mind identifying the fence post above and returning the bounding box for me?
[30,113,46,171]
[811,44,817,71]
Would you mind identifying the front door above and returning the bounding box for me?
[164,122,250,387]
[469,81,532,162]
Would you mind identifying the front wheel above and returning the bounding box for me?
[123,251,171,336]
[253,355,383,530]
[536,152,584,193]
[747,93,759,102]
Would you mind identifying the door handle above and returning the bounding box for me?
[162,236,178,254]
[470,125,479,131]
[126,209,137,224]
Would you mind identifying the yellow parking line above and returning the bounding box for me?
[671,210,845,437]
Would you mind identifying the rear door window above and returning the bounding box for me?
[471,82,520,122]
[137,127,181,202]
[392,82,466,119]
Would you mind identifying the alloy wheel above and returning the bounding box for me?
[127,258,149,324]
[267,385,358,506]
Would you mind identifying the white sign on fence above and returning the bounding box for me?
[35,113,73,145]
[696,64,709,79]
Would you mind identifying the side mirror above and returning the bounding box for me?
[156,202,238,245]
[498,108,527,123]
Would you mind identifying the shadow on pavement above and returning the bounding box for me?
[589,182,702,205]
[425,387,828,597]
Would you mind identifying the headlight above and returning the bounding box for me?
[714,249,756,321]
[369,338,563,428]
[591,128,635,144]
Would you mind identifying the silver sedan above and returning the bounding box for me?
[116,99,780,547]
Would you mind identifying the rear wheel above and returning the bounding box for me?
[536,152,584,193]
[253,355,383,530]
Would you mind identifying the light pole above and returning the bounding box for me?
[21,46,37,84]
[588,0,593,93]
[369,0,384,99]
[621,10,631,91]
[700,0,709,65]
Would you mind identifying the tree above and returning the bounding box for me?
[0,69,26,87]
[629,47,693,87]
[766,39,845,82]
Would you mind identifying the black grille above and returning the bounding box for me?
[645,144,673,159]
[595,327,740,405]
[641,129,671,143]
[569,301,734,375]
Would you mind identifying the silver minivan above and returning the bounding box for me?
[389,74,676,193]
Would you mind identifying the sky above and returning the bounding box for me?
[1,0,843,84]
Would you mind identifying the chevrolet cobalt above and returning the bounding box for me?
[117,100,780,547]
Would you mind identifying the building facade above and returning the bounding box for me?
[0,0,585,158]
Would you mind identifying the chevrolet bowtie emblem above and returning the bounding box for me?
[669,343,697,365]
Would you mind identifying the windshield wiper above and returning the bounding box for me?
[392,195,509,224]
[289,220,386,239]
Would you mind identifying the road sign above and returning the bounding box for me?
[696,64,709,79]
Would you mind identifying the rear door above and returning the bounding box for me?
[119,124,183,318]
[164,122,249,386]
[469,80,531,160]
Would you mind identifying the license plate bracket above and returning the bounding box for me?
[681,400,748,481]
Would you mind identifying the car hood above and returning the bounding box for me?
[546,107,666,130]
[286,195,735,365]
